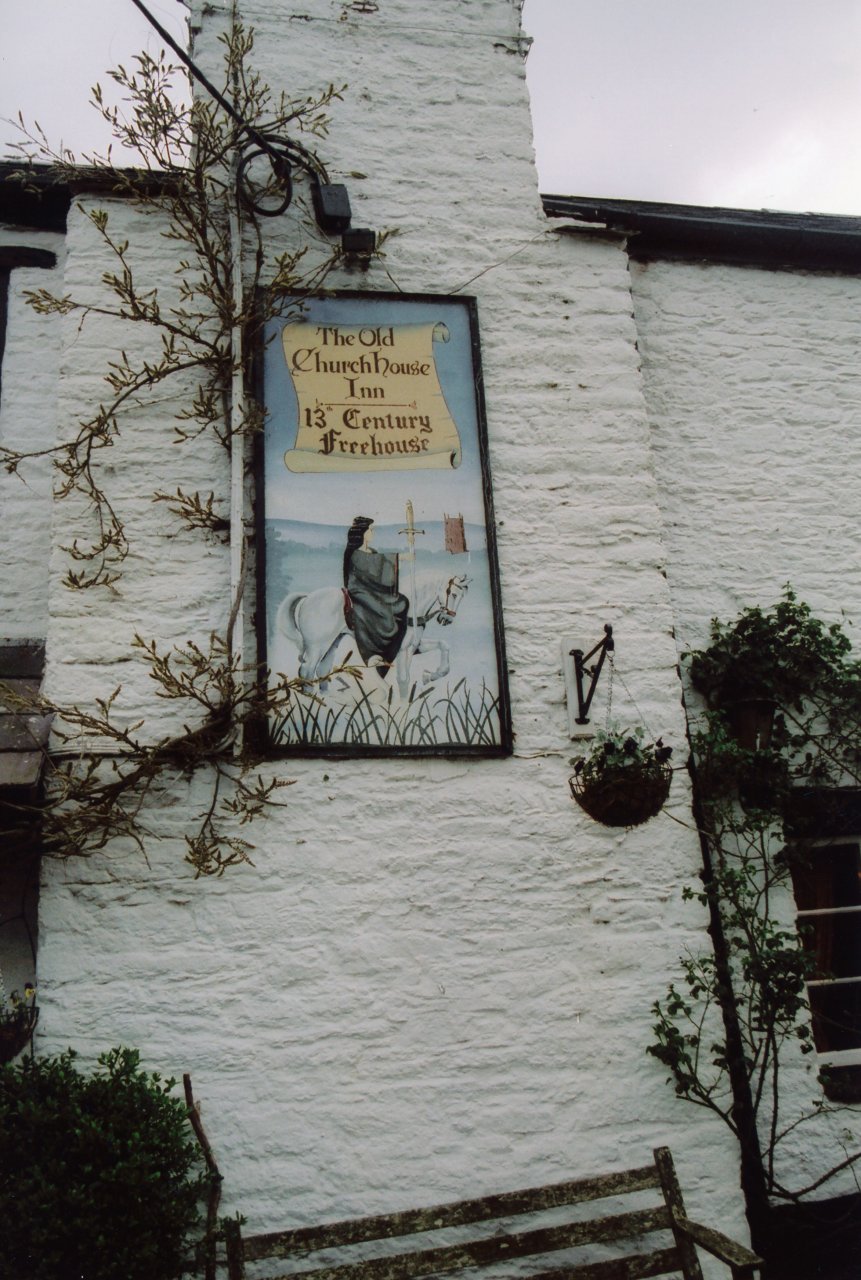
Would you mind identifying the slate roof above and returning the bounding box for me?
[542,194,861,273]
[4,161,861,272]
[0,161,179,232]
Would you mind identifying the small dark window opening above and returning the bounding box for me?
[0,264,9,403]
[790,834,861,1100]
[1,642,50,1061]
[792,841,861,1051]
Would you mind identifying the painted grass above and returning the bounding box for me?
[270,677,501,749]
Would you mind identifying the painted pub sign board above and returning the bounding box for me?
[259,293,511,755]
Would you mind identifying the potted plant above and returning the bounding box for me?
[690,716,790,813]
[687,588,853,749]
[737,748,791,813]
[569,727,673,827]
[0,983,37,1065]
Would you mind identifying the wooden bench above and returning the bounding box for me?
[220,1147,762,1280]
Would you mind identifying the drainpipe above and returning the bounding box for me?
[226,1,248,753]
[226,160,247,752]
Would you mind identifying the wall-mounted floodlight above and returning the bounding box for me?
[312,182,353,232]
[341,227,377,263]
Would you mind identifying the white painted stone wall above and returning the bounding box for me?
[0,228,64,639]
[2,0,757,1267]
[632,256,861,1200]
[631,258,861,640]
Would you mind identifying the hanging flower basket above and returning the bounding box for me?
[569,729,673,828]
[0,1004,38,1065]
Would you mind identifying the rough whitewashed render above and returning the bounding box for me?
[20,0,733,1242]
[0,229,64,639]
[7,0,859,1264]
[632,256,861,1199]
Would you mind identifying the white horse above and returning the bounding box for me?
[275,570,469,697]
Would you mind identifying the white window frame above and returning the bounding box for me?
[794,833,861,1068]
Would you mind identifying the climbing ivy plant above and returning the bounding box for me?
[648,590,861,1208]
[1,22,360,874]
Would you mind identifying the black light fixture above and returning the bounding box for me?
[312,182,353,233]
[341,227,377,261]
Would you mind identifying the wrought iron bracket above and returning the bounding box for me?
[569,625,614,726]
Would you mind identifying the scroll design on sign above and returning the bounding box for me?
[281,321,462,472]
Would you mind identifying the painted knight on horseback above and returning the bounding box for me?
[341,516,409,676]
[275,507,469,697]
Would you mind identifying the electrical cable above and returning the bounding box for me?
[235,133,294,217]
[128,0,330,213]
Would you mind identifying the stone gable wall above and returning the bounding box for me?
[632,255,861,1198]
[1,1,770,1263]
[0,228,65,638]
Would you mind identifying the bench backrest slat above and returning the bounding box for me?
[529,1247,687,1279]
[244,1165,662,1263]
[264,1207,674,1280]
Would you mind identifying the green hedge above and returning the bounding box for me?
[0,1047,208,1280]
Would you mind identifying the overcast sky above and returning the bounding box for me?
[2,0,860,216]
[525,0,861,214]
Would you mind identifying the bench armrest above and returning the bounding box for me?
[673,1212,762,1279]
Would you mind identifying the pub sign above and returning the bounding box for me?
[258,293,510,755]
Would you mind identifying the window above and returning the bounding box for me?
[786,789,861,1101]
[792,839,861,1053]
[0,263,9,402]
[786,790,861,1099]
